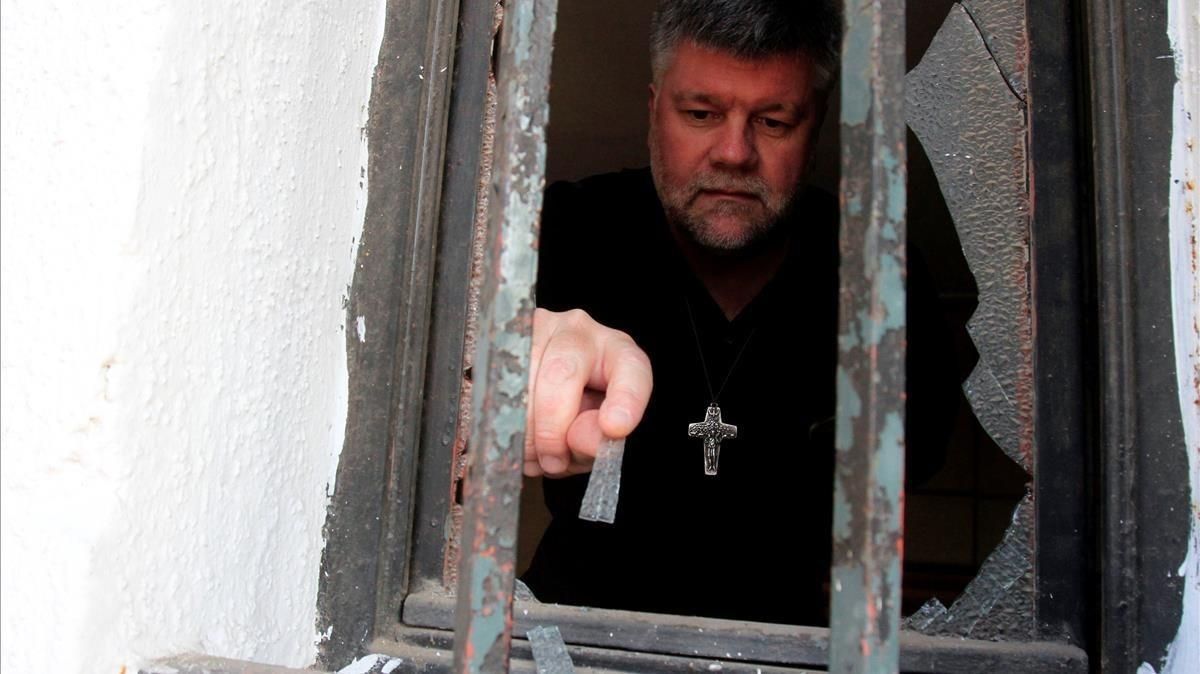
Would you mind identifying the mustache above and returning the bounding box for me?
[685,172,770,202]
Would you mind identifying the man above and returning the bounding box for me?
[520,0,954,626]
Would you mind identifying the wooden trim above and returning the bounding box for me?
[1027,0,1092,647]
[1081,0,1191,669]
[315,0,463,666]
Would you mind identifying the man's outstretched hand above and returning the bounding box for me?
[525,308,653,478]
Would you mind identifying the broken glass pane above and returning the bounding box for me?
[960,0,1028,99]
[906,2,1033,476]
[904,2,1036,640]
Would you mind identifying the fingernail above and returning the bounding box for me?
[541,456,566,473]
[608,406,633,430]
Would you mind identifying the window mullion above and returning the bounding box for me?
[829,0,908,672]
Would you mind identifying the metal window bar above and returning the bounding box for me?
[452,0,558,672]
[829,0,907,672]
[450,0,907,671]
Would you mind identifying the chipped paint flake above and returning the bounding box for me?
[337,654,385,674]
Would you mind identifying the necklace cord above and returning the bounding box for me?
[683,297,716,401]
[684,297,758,405]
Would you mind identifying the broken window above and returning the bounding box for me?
[317,0,1096,671]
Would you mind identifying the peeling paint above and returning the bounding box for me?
[466,555,508,671]
[834,366,861,452]
[877,254,905,333]
[840,16,873,127]
[337,654,386,674]
[876,412,904,511]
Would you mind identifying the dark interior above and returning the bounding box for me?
[518,0,1029,620]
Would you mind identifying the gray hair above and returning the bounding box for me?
[649,0,844,90]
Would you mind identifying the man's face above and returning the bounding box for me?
[649,40,827,251]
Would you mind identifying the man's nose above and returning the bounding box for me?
[710,119,757,169]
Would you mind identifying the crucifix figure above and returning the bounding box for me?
[688,403,738,476]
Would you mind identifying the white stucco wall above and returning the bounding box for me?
[0,1,386,672]
[1159,1,1200,672]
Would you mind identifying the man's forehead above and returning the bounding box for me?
[658,41,817,107]
[671,90,802,115]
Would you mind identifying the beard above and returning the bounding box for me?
[649,132,801,252]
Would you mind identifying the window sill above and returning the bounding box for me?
[398,588,1087,673]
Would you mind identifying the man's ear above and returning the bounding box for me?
[647,83,658,115]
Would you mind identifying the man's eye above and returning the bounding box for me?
[686,110,715,122]
[757,117,790,131]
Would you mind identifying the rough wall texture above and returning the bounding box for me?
[0,2,385,672]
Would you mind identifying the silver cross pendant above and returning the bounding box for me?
[688,403,738,476]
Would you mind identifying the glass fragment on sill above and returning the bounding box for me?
[527,625,577,674]
[903,597,949,632]
[578,437,625,524]
[515,578,540,602]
